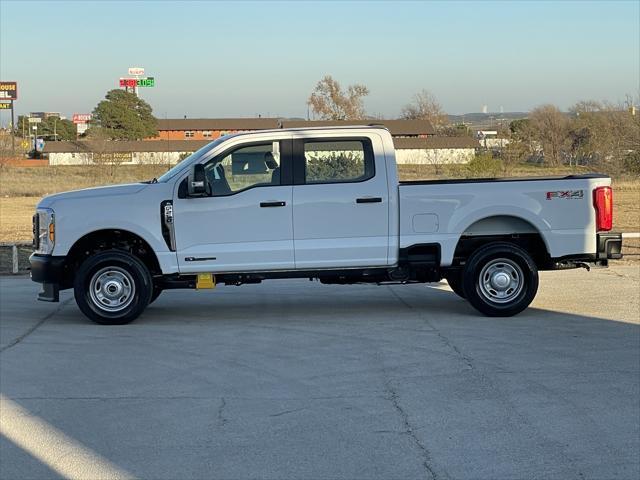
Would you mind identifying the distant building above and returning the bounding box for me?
[150,118,436,141]
[476,130,509,149]
[44,133,478,166]
[151,118,281,141]
[279,120,436,138]
[44,140,208,166]
[394,137,479,164]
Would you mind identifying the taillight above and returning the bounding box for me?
[593,186,613,231]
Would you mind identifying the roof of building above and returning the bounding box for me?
[43,140,211,153]
[155,118,436,136]
[393,136,480,149]
[157,118,280,131]
[280,119,435,136]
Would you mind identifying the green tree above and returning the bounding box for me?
[16,115,76,141]
[92,89,158,140]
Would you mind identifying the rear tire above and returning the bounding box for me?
[445,271,466,299]
[462,242,538,317]
[73,250,153,325]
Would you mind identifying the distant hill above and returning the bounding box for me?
[448,112,529,129]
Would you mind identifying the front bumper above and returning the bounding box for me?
[29,254,69,302]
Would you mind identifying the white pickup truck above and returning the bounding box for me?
[30,126,622,324]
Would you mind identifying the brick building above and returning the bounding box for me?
[150,118,436,141]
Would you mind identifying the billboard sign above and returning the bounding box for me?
[119,77,155,88]
[72,113,92,124]
[0,81,18,100]
[0,102,11,110]
[137,77,154,87]
[128,67,145,76]
[77,122,89,135]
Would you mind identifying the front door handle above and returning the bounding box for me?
[260,201,286,208]
[356,197,382,204]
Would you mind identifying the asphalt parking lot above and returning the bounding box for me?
[1,265,639,480]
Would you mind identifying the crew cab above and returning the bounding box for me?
[30,126,622,324]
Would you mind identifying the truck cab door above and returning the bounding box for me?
[291,134,390,269]
[172,137,294,273]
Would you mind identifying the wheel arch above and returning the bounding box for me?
[452,215,551,268]
[66,229,162,278]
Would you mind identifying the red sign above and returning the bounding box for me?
[0,81,18,100]
[72,113,92,124]
[119,78,137,88]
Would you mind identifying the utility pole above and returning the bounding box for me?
[10,100,15,155]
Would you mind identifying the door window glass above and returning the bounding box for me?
[304,140,374,184]
[205,142,281,196]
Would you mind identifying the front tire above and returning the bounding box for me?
[462,242,538,317]
[74,250,153,325]
[148,285,163,305]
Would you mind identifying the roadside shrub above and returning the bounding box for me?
[466,153,503,178]
[622,151,640,176]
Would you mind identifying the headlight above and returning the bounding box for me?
[33,208,55,255]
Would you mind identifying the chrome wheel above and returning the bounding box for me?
[477,258,524,304]
[89,266,136,313]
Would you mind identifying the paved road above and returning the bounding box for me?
[1,265,639,480]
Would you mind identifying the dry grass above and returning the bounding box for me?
[0,197,38,242]
[0,164,170,197]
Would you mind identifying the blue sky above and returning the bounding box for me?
[0,0,638,122]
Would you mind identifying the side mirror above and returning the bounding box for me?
[187,164,209,197]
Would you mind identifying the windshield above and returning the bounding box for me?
[155,137,227,183]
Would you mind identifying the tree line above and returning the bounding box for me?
[11,74,638,175]
[308,75,639,175]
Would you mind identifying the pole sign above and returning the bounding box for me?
[137,77,154,87]
[72,113,92,124]
[0,102,11,110]
[0,81,18,100]
[28,117,42,123]
[119,77,155,88]
[128,67,145,76]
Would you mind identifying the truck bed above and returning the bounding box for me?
[399,173,609,186]
[398,174,612,267]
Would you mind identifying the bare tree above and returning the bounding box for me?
[528,105,570,166]
[500,140,529,175]
[307,76,369,120]
[569,99,640,172]
[400,90,449,130]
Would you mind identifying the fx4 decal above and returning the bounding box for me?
[546,190,584,200]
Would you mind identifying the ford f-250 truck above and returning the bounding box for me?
[30,126,622,324]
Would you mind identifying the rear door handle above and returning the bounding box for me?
[356,197,382,204]
[260,201,286,207]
